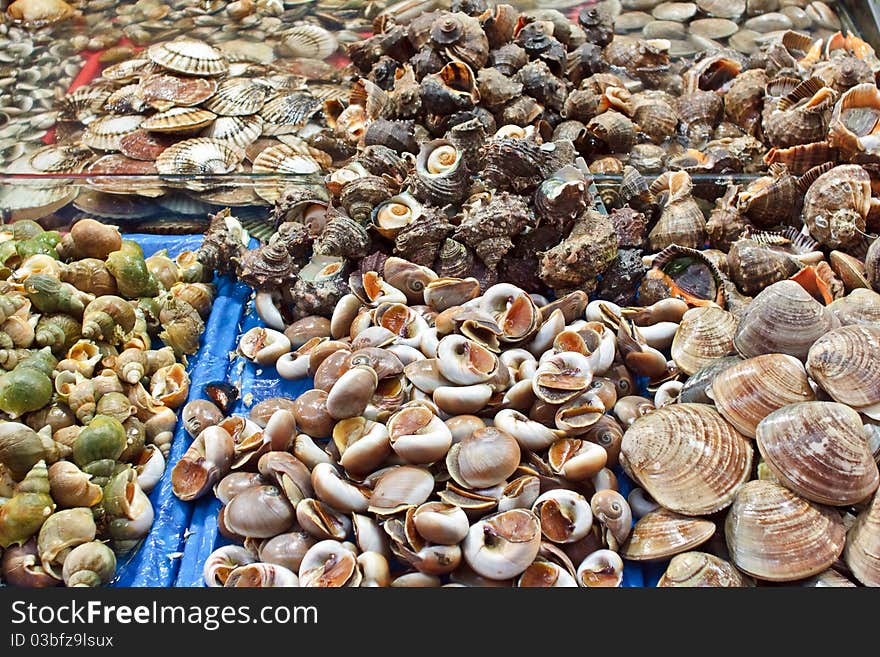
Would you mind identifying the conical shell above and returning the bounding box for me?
[757,401,879,506]
[202,115,264,149]
[828,83,880,159]
[647,171,707,251]
[724,480,846,582]
[204,78,272,117]
[734,280,839,361]
[155,138,241,177]
[621,509,715,561]
[81,115,145,151]
[141,107,216,133]
[671,306,738,376]
[709,354,815,438]
[658,552,751,587]
[147,39,229,77]
[727,239,802,297]
[621,404,753,516]
[844,488,880,586]
[807,324,880,419]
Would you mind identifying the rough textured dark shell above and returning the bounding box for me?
[237,240,298,291]
[313,213,372,261]
[394,208,453,267]
[802,164,872,252]
[724,68,768,137]
[411,140,470,206]
[454,192,535,272]
[538,209,618,291]
[737,165,800,228]
[339,176,396,225]
[364,119,419,155]
[434,238,475,279]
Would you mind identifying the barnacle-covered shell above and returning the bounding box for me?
[807,324,880,420]
[455,192,534,272]
[538,210,617,290]
[725,480,845,582]
[147,39,229,77]
[801,164,872,251]
[621,404,753,516]
[756,401,879,506]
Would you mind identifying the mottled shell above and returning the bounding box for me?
[621,509,715,561]
[260,92,321,135]
[147,40,229,77]
[802,164,871,251]
[658,552,751,587]
[709,354,815,438]
[807,325,880,420]
[734,280,839,361]
[727,239,802,297]
[725,480,845,582]
[204,78,271,117]
[621,404,753,516]
[724,68,767,137]
[671,306,737,376]
[844,489,880,586]
[756,402,879,506]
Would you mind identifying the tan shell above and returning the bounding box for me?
[709,354,815,438]
[671,306,737,376]
[202,115,264,149]
[734,280,839,361]
[807,324,880,420]
[147,39,229,77]
[81,115,145,151]
[844,488,880,586]
[141,107,217,133]
[724,480,846,582]
[252,144,324,175]
[828,83,880,160]
[647,171,707,251]
[155,138,241,177]
[204,78,272,116]
[827,288,880,327]
[657,552,751,587]
[801,164,871,251]
[621,403,753,516]
[139,74,217,109]
[756,402,879,506]
[621,509,715,561]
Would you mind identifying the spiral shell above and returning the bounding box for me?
[806,324,880,420]
[621,403,753,516]
[725,480,845,582]
[801,164,871,252]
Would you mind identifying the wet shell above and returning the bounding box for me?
[756,402,879,506]
[647,171,707,251]
[671,306,737,376]
[763,78,836,149]
[828,289,880,326]
[147,40,229,77]
[141,107,217,133]
[734,280,839,361]
[139,74,217,110]
[620,403,753,516]
[633,98,679,145]
[727,238,802,297]
[828,84,880,160]
[724,69,768,137]
[155,138,241,177]
[807,325,880,420]
[260,92,321,135]
[204,78,272,117]
[81,115,145,151]
[737,166,800,229]
[282,24,338,60]
[621,509,716,561]
[657,552,751,587]
[118,130,176,161]
[725,480,845,582]
[802,164,871,252]
[696,0,744,19]
[709,354,815,438]
[844,489,880,586]
[252,144,323,176]
[203,115,264,149]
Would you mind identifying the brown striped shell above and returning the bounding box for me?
[204,78,272,117]
[670,306,737,376]
[657,552,751,587]
[141,107,216,133]
[647,171,707,251]
[756,402,879,506]
[147,39,229,77]
[620,509,715,561]
[807,324,880,420]
[709,354,815,438]
[80,115,145,151]
[202,115,264,149]
[620,403,753,516]
[844,488,880,586]
[724,480,846,582]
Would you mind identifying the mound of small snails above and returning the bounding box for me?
[0,217,215,587]
[172,251,880,587]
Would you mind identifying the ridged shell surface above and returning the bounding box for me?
[807,325,880,420]
[621,509,715,561]
[147,40,229,77]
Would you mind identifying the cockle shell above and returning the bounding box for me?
[756,401,879,506]
[670,306,737,376]
[709,354,815,438]
[621,403,753,516]
[807,324,880,420]
[725,480,845,582]
[147,40,229,77]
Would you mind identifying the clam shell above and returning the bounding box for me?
[81,115,145,151]
[204,78,272,117]
[202,115,264,149]
[621,509,715,561]
[709,354,815,438]
[671,306,737,376]
[657,552,751,587]
[260,92,321,135]
[734,280,839,361]
[147,39,229,77]
[807,325,880,420]
[844,489,880,586]
[155,138,242,177]
[689,18,738,39]
[756,401,879,506]
[696,0,744,19]
[141,107,217,133]
[282,24,338,60]
[621,403,753,516]
[724,480,846,582]
[827,289,880,327]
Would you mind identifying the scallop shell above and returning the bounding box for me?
[620,403,753,516]
[282,24,338,60]
[139,74,217,110]
[155,138,242,178]
[756,401,879,506]
[252,144,324,175]
[734,280,839,361]
[260,92,321,135]
[147,39,229,77]
[204,78,272,117]
[807,324,880,420]
[104,84,150,115]
[141,107,217,133]
[709,354,815,438]
[620,509,715,561]
[724,480,846,582]
[202,115,264,149]
[81,115,145,151]
[844,489,880,587]
[671,306,738,376]
[118,130,176,162]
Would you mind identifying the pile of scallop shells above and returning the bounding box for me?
[0,218,216,587]
[176,251,880,586]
